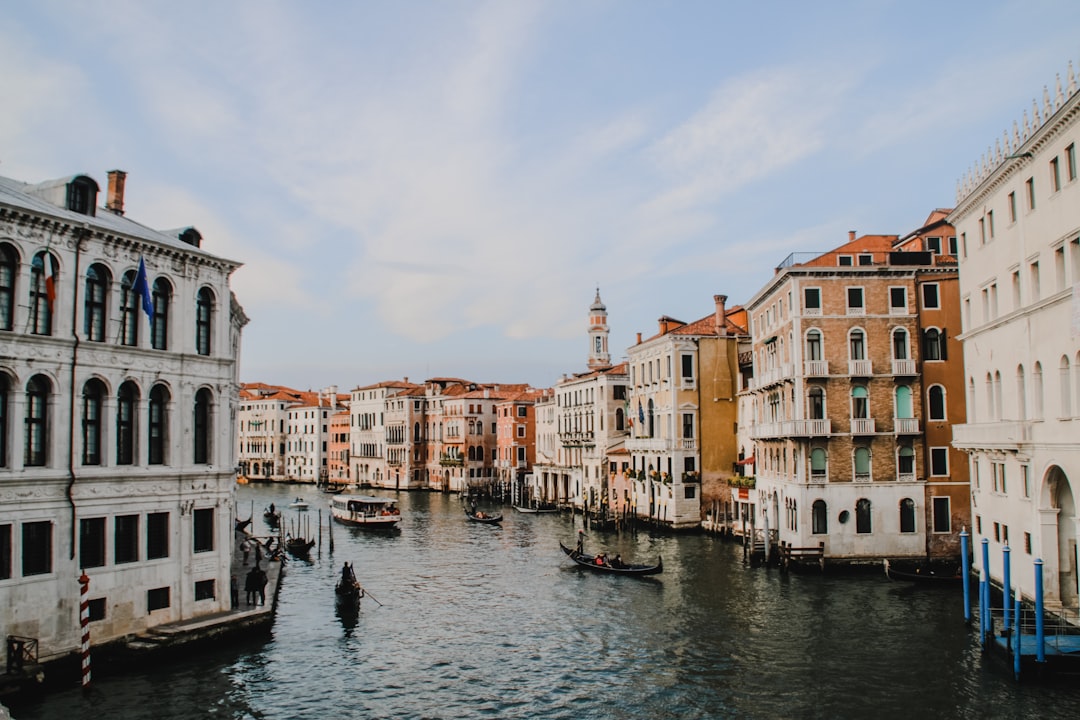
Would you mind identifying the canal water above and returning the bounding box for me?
[12,485,1080,719]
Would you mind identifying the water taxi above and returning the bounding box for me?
[329,494,401,529]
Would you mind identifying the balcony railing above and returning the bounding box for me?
[854,472,871,482]
[810,469,827,482]
[952,421,1033,449]
[848,359,873,376]
[892,359,916,375]
[751,419,831,439]
[804,360,828,377]
[896,472,916,483]
[793,418,831,436]
[680,439,696,450]
[850,418,876,434]
[894,417,920,434]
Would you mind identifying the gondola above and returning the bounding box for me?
[465,508,503,524]
[883,558,963,584]
[335,579,363,607]
[264,507,281,526]
[285,537,315,557]
[559,542,663,576]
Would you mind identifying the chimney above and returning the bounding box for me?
[106,170,127,215]
[848,230,856,242]
[636,332,642,345]
[714,294,728,337]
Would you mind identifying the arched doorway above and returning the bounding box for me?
[1045,465,1078,608]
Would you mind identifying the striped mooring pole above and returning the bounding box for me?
[79,570,91,689]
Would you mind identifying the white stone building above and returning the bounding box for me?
[285,387,343,484]
[950,64,1080,609]
[0,170,246,660]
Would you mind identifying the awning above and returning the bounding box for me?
[735,456,755,465]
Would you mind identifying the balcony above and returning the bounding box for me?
[893,417,920,434]
[848,359,873,376]
[751,419,831,439]
[952,421,1033,450]
[850,418,876,435]
[439,454,464,467]
[896,472,916,483]
[809,469,827,483]
[626,437,671,452]
[680,439,697,451]
[892,359,916,375]
[558,431,595,447]
[792,418,831,436]
[804,360,829,377]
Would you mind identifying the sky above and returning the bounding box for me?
[3,1,1080,393]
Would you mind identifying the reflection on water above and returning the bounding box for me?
[12,485,1080,720]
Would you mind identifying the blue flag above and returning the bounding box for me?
[134,256,154,320]
[637,400,644,425]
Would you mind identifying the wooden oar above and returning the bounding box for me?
[357,583,383,607]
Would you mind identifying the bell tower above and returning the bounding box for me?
[587,288,610,370]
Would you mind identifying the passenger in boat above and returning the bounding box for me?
[595,554,606,566]
[342,562,356,585]
[611,554,624,569]
[268,503,275,515]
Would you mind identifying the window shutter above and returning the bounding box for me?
[941,329,948,360]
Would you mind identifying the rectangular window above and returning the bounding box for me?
[1008,192,1017,223]
[987,210,995,239]
[1051,157,1061,192]
[837,255,853,266]
[517,406,527,417]
[922,283,940,309]
[0,524,10,580]
[979,217,985,245]
[993,522,1000,542]
[193,508,214,553]
[1026,177,1036,210]
[889,287,907,313]
[22,521,52,576]
[925,236,941,254]
[682,413,694,439]
[948,236,958,256]
[80,517,106,569]
[516,425,525,438]
[194,579,216,601]
[932,497,951,533]
[147,587,170,612]
[1012,271,1021,310]
[1030,261,1041,301]
[976,515,982,535]
[803,288,821,314]
[1055,245,1066,291]
[681,354,694,380]
[961,232,968,258]
[858,254,873,266]
[846,287,864,313]
[930,447,949,476]
[684,485,696,499]
[115,514,139,564]
[88,598,106,622]
[516,447,525,463]
[1022,464,1031,498]
[1067,143,1077,181]
[1024,532,1032,554]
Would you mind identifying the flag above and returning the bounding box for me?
[637,400,644,426]
[134,256,154,320]
[44,255,56,314]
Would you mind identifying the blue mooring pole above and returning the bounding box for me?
[1014,590,1023,681]
[1035,559,1046,663]
[1003,544,1012,636]
[961,528,971,624]
[981,538,991,644]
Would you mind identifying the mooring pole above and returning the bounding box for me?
[960,527,971,624]
[981,538,991,644]
[79,570,91,690]
[1002,544,1012,636]
[1013,589,1023,681]
[1034,558,1045,663]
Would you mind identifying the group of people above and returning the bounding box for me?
[592,553,624,568]
[244,566,269,606]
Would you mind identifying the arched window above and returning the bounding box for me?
[899,498,916,533]
[849,329,866,360]
[854,446,871,481]
[0,243,18,331]
[892,328,909,359]
[25,374,50,466]
[897,445,914,478]
[812,499,827,534]
[194,388,212,464]
[985,373,995,420]
[806,329,822,361]
[148,384,169,465]
[29,252,56,336]
[851,386,869,419]
[856,498,872,534]
[808,387,825,419]
[647,398,654,437]
[414,422,421,442]
[120,269,140,346]
[923,328,947,361]
[82,379,106,466]
[1033,362,1044,419]
[928,385,946,421]
[0,373,9,467]
[84,264,110,342]
[615,407,625,431]
[117,381,138,465]
[1061,356,1072,417]
[810,447,827,480]
[151,278,171,350]
[967,377,976,422]
[196,287,214,356]
[993,371,1003,419]
[895,385,913,419]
